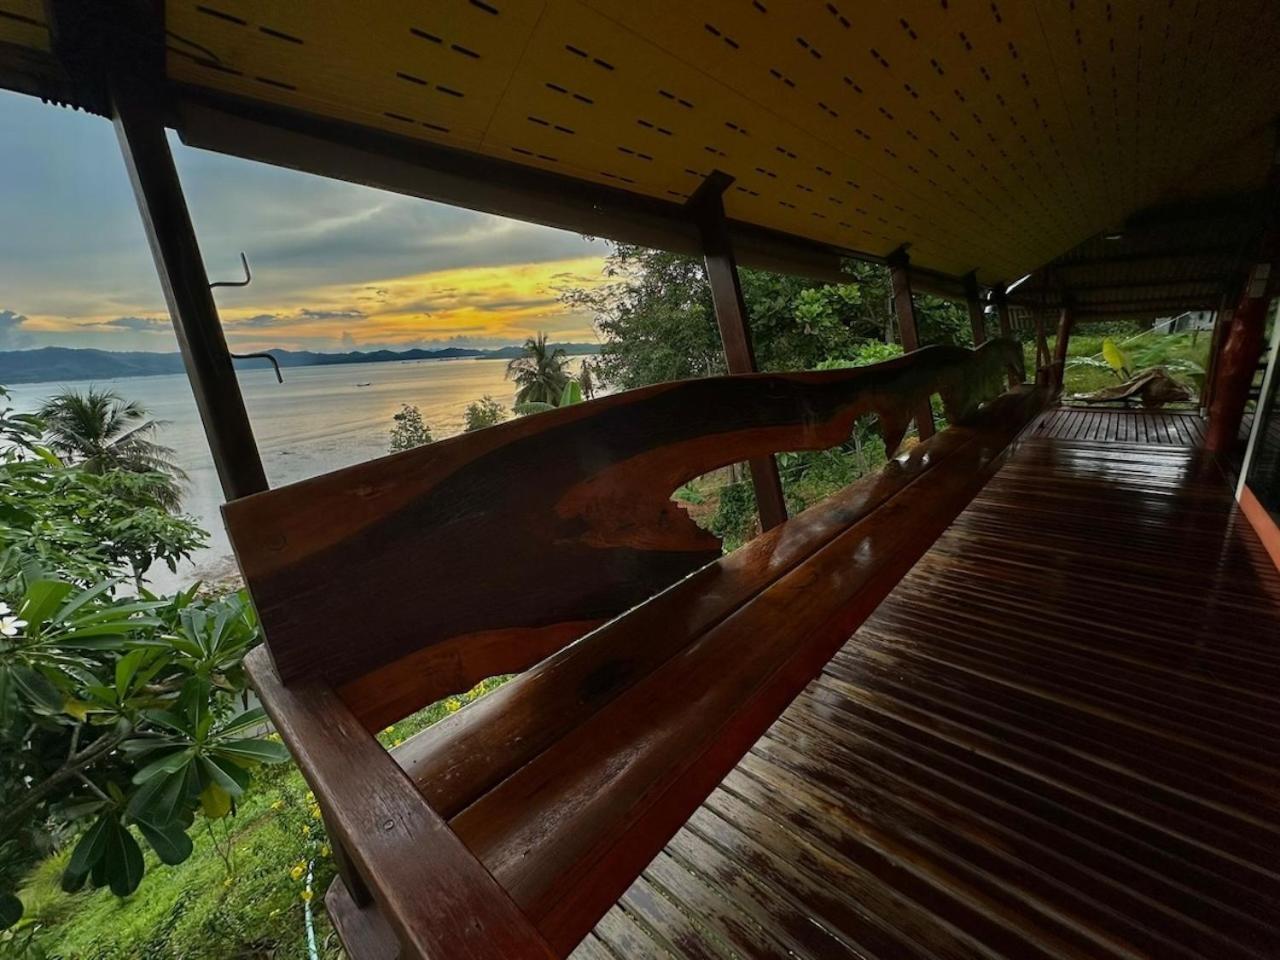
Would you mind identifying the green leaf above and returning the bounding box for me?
[19,579,75,627]
[115,649,147,698]
[211,738,290,765]
[212,706,267,738]
[559,380,583,406]
[53,578,120,622]
[13,666,65,715]
[128,765,194,828]
[198,755,247,799]
[131,748,191,785]
[136,820,193,866]
[103,821,145,897]
[199,783,232,819]
[0,891,22,929]
[65,814,113,882]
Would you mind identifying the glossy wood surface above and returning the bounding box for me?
[1030,406,1208,446]
[226,341,1020,725]
[243,647,556,960]
[560,431,1280,960]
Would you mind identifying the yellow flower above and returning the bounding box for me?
[290,864,305,881]
[301,824,311,836]
[223,877,233,888]
[309,804,322,820]
[301,889,314,903]
[270,800,285,811]
[392,738,403,747]
[445,698,462,714]
[380,727,394,736]
[319,845,330,858]
[305,791,315,803]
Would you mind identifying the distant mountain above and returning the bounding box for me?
[0,343,600,385]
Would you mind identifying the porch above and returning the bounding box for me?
[574,413,1280,960]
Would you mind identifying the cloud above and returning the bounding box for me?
[0,310,33,349]
[299,308,365,321]
[340,331,356,349]
[94,315,169,333]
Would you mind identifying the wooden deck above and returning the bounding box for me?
[572,423,1280,959]
[1029,405,1207,446]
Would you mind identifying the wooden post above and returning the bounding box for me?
[963,272,987,346]
[1051,302,1075,395]
[1031,311,1047,385]
[1205,256,1277,453]
[990,283,1022,387]
[886,249,936,439]
[111,74,268,500]
[690,172,787,530]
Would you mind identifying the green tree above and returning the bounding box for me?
[37,389,186,511]
[463,395,506,433]
[506,333,570,406]
[0,391,280,930]
[389,405,433,452]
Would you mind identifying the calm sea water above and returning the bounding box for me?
[8,357,539,591]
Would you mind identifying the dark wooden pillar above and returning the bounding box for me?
[1206,256,1277,453]
[690,173,787,530]
[112,75,268,501]
[1033,311,1051,386]
[963,272,987,346]
[886,250,935,439]
[1051,302,1075,395]
[990,283,1022,387]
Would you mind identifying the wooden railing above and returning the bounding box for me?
[227,339,1024,726]
[235,340,1044,960]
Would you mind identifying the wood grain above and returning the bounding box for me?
[226,341,1022,722]
[244,646,556,960]
[417,387,1046,953]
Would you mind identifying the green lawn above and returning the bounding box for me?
[1019,327,1210,400]
[10,678,507,960]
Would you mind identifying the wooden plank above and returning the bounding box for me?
[572,425,1280,960]
[445,390,1045,953]
[243,648,556,960]
[226,341,1022,724]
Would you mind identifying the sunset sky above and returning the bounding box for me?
[0,90,610,354]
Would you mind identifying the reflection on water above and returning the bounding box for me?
[7,357,539,591]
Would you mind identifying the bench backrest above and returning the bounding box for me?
[224,340,1022,726]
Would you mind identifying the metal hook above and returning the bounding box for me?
[210,252,252,289]
[229,351,283,384]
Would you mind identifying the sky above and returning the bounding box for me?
[0,90,610,353]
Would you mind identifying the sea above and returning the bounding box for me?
[7,357,550,592]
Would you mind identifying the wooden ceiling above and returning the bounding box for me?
[2,0,1279,312]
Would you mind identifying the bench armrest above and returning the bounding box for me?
[245,646,556,960]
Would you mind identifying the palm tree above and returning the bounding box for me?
[506,333,570,406]
[39,388,187,509]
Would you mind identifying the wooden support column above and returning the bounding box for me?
[887,249,936,439]
[1051,302,1075,395]
[690,172,787,531]
[1033,311,1051,386]
[990,283,1022,386]
[963,272,988,346]
[1205,255,1278,453]
[112,75,268,501]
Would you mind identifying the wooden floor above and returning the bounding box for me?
[572,419,1280,960]
[1029,405,1207,446]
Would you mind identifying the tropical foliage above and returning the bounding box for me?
[388,404,433,452]
[0,387,278,935]
[561,244,973,391]
[463,395,506,433]
[38,389,186,511]
[506,333,570,406]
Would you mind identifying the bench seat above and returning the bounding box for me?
[332,387,1040,957]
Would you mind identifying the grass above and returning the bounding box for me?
[11,676,508,960]
[1024,328,1211,399]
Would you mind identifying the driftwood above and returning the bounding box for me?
[1079,367,1193,408]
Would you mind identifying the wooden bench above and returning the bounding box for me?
[233,341,1043,960]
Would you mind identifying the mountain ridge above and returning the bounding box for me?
[0,343,600,385]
